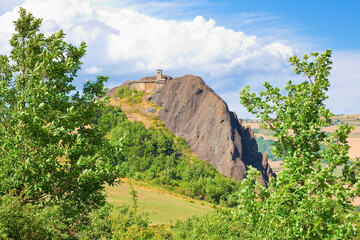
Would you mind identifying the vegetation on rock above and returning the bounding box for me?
[95,104,242,206]
[152,75,275,184]
[115,85,143,104]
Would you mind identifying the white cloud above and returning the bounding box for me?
[85,66,103,74]
[98,10,294,82]
[41,19,60,33]
[2,0,357,117]
[0,9,19,54]
[0,0,293,76]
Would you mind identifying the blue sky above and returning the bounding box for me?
[0,0,359,117]
[206,0,359,50]
[109,0,360,50]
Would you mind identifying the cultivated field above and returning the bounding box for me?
[244,114,360,160]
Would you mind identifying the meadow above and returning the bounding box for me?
[106,180,213,224]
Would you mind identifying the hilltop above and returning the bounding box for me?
[107,72,275,185]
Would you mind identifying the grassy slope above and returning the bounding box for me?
[106,180,213,225]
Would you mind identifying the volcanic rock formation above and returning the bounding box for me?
[152,75,275,185]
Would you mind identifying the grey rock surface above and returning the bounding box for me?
[145,108,157,113]
[152,75,275,185]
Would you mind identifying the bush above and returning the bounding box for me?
[0,194,67,239]
[92,105,127,131]
[115,86,143,104]
[173,210,245,239]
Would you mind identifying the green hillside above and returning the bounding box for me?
[95,93,242,207]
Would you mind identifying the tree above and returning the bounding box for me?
[238,50,360,239]
[0,8,119,237]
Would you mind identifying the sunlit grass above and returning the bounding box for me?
[105,181,213,225]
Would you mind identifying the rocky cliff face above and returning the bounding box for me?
[152,75,275,185]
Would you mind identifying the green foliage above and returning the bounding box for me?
[79,203,171,240]
[92,105,127,132]
[115,85,143,104]
[79,186,172,240]
[92,106,242,206]
[171,50,360,240]
[237,50,360,238]
[0,8,120,237]
[0,193,67,239]
[173,209,245,239]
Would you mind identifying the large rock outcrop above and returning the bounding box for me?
[152,75,275,185]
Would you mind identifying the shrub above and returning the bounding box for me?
[115,86,143,104]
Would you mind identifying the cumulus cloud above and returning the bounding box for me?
[0,9,20,54]
[85,66,103,74]
[4,0,357,117]
[0,0,305,118]
[0,0,293,77]
[100,11,293,76]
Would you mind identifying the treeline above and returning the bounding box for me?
[95,105,241,206]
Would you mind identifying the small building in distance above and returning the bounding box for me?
[156,69,166,83]
[130,69,171,92]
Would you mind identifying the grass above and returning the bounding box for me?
[106,181,213,225]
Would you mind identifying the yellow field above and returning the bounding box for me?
[106,181,213,225]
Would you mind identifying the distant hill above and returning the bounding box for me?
[108,74,275,186]
[243,114,360,161]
